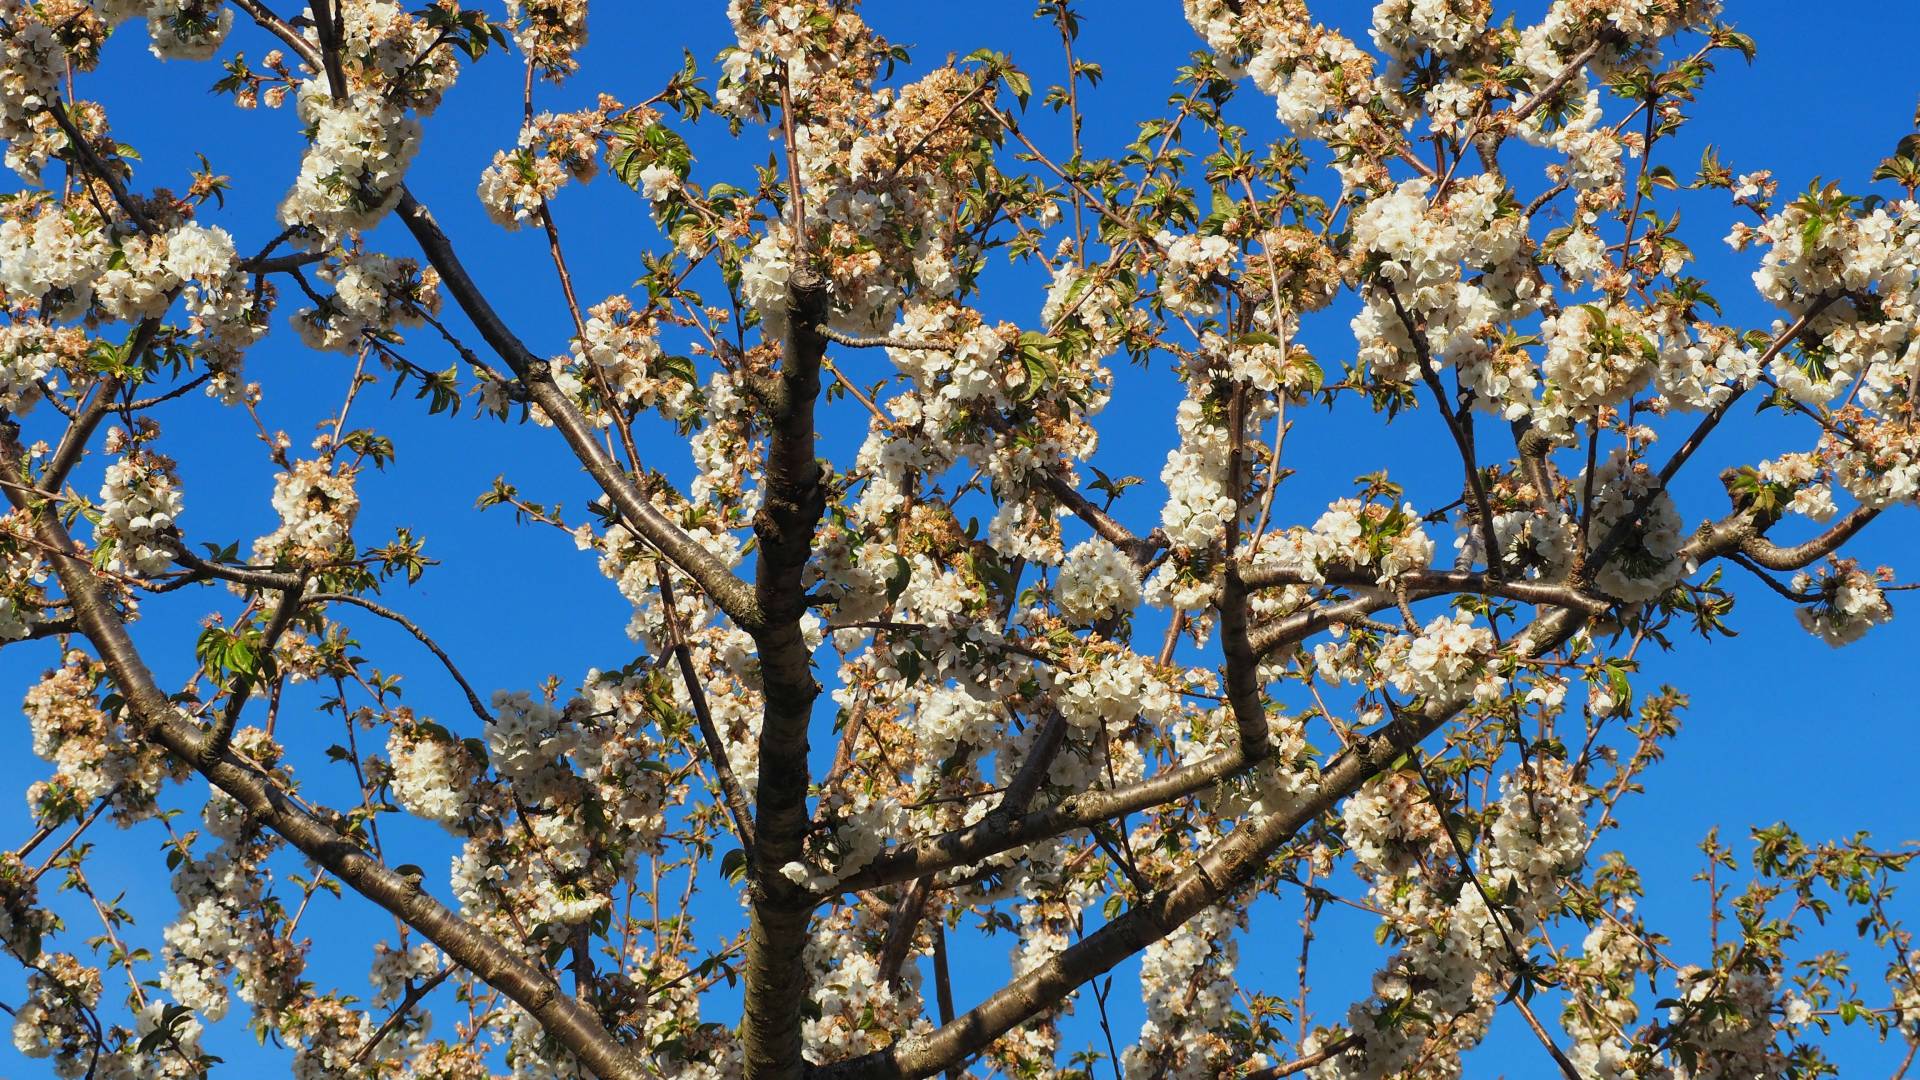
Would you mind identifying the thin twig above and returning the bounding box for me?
[1244,1033,1363,1079]
[349,966,455,1067]
[28,791,117,884]
[304,593,493,725]
[655,566,757,852]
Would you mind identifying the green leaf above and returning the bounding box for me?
[1292,354,1324,391]
[884,555,912,605]
[657,354,700,386]
[1005,68,1033,109]
[1085,466,1143,504]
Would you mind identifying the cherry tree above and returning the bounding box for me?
[0,0,1916,1077]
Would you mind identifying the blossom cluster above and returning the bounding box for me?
[96,430,184,578]
[1155,230,1235,316]
[1054,536,1140,624]
[1584,450,1685,603]
[1793,560,1894,647]
[1377,611,1502,703]
[24,650,173,826]
[159,733,309,1035]
[1263,497,1437,587]
[279,82,422,248]
[1324,758,1592,1077]
[251,458,360,567]
[508,0,589,81]
[276,1,470,247]
[559,295,694,424]
[292,250,439,353]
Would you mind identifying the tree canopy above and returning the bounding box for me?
[0,1,1918,1078]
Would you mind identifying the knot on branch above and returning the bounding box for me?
[753,479,827,550]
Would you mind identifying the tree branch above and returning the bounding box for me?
[1740,505,1879,572]
[349,965,454,1067]
[810,608,1582,1079]
[1035,469,1163,566]
[1381,285,1502,581]
[392,192,761,629]
[741,270,832,1080]
[830,745,1258,896]
[655,566,757,852]
[1238,567,1610,617]
[1219,386,1273,761]
[1243,1034,1362,1079]
[1656,300,1833,488]
[304,592,494,727]
[200,579,304,765]
[0,423,647,1080]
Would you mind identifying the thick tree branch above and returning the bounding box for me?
[164,544,304,593]
[1680,490,1882,578]
[1035,470,1163,566]
[48,100,151,232]
[1220,387,1273,761]
[741,272,832,1080]
[876,878,931,989]
[1239,567,1611,615]
[995,711,1069,818]
[1219,564,1272,759]
[1244,571,1606,659]
[1739,504,1880,572]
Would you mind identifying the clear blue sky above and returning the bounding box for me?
[4,2,1918,1076]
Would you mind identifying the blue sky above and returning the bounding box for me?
[4,2,1919,1076]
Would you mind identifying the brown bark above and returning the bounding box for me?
[741,275,832,1079]
[1740,504,1879,571]
[1219,566,1273,761]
